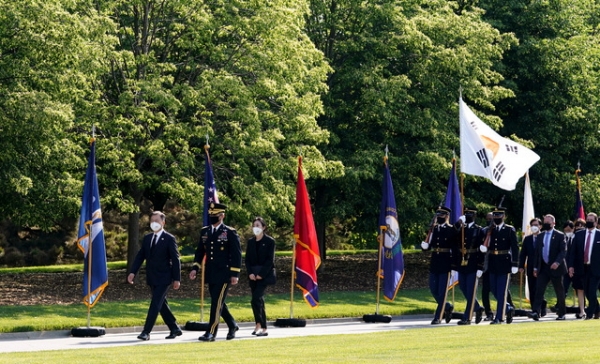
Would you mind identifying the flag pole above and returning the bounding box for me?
[86,132,96,329]
[290,238,297,319]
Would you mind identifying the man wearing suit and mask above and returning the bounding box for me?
[128,211,182,341]
[519,218,545,315]
[190,203,242,341]
[569,212,600,319]
[480,207,519,325]
[529,214,567,321]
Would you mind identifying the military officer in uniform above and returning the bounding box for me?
[454,207,486,325]
[480,207,519,324]
[189,203,242,342]
[421,206,458,324]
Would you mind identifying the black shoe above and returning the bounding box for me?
[541,301,547,317]
[484,313,494,321]
[226,325,239,340]
[594,313,600,319]
[137,332,150,341]
[199,333,215,342]
[475,307,484,324]
[431,319,441,325]
[529,312,539,321]
[556,315,566,321]
[550,304,558,313]
[506,306,514,324]
[256,331,268,336]
[444,303,454,323]
[165,329,182,339]
[490,320,501,325]
[251,331,257,335]
[576,313,586,319]
[457,320,471,325]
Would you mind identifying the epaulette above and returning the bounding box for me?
[223,224,237,231]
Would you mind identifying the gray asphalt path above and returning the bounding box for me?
[0,313,550,353]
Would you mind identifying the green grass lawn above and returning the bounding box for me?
[3,320,600,363]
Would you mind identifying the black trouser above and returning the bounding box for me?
[143,283,178,334]
[482,271,514,316]
[533,264,566,316]
[207,282,236,336]
[249,280,268,328]
[584,266,600,317]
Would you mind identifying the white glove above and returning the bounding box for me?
[451,270,457,277]
[458,215,466,224]
[511,267,518,274]
[476,270,483,278]
[479,245,488,253]
[421,241,429,250]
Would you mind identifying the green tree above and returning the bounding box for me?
[89,0,342,269]
[306,0,516,248]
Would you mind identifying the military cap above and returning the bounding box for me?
[464,207,477,215]
[208,202,227,215]
[436,206,452,215]
[492,206,507,216]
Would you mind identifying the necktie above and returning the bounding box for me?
[533,236,537,249]
[543,233,550,264]
[151,234,157,250]
[585,232,592,264]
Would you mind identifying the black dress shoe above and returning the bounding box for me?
[489,319,501,325]
[530,312,539,321]
[199,333,215,342]
[576,313,586,319]
[444,303,454,323]
[475,307,484,324]
[251,331,257,335]
[166,330,182,339]
[431,319,441,325]
[226,325,239,340]
[506,306,514,324]
[256,331,268,336]
[137,332,150,341]
[556,315,566,321]
[457,320,471,325]
[484,313,494,321]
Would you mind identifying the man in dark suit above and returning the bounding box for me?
[480,207,519,325]
[529,214,567,320]
[189,203,242,342]
[519,218,546,315]
[569,212,600,319]
[128,211,182,341]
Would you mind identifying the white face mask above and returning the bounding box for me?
[530,226,539,234]
[252,227,263,236]
[566,232,574,238]
[150,222,162,232]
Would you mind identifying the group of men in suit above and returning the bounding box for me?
[128,203,242,342]
[423,206,600,325]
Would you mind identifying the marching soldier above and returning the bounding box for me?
[421,206,458,324]
[189,203,242,342]
[453,207,486,325]
[480,207,519,324]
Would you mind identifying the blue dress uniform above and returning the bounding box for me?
[191,204,242,341]
[423,207,458,324]
[453,210,485,324]
[486,209,519,324]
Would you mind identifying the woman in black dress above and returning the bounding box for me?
[245,217,276,336]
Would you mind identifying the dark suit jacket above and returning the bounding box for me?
[519,234,540,276]
[130,230,181,286]
[424,223,457,274]
[244,235,276,281]
[192,224,242,284]
[533,228,566,277]
[569,228,600,276]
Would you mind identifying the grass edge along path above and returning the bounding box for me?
[2,320,600,363]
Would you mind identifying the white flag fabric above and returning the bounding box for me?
[522,171,535,303]
[459,98,540,191]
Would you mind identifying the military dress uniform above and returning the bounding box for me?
[191,204,242,341]
[453,211,485,324]
[485,212,519,324]
[423,207,458,324]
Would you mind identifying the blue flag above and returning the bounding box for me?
[379,157,404,301]
[203,146,219,227]
[444,159,463,224]
[77,140,108,308]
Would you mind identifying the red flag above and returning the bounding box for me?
[294,156,321,307]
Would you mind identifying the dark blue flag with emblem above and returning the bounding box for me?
[76,139,108,308]
[444,158,462,288]
[203,144,219,227]
[378,155,404,301]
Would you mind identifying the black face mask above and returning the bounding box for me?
[493,218,503,225]
[209,215,221,225]
[436,217,446,224]
[465,216,474,224]
[586,221,595,229]
[542,223,552,231]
